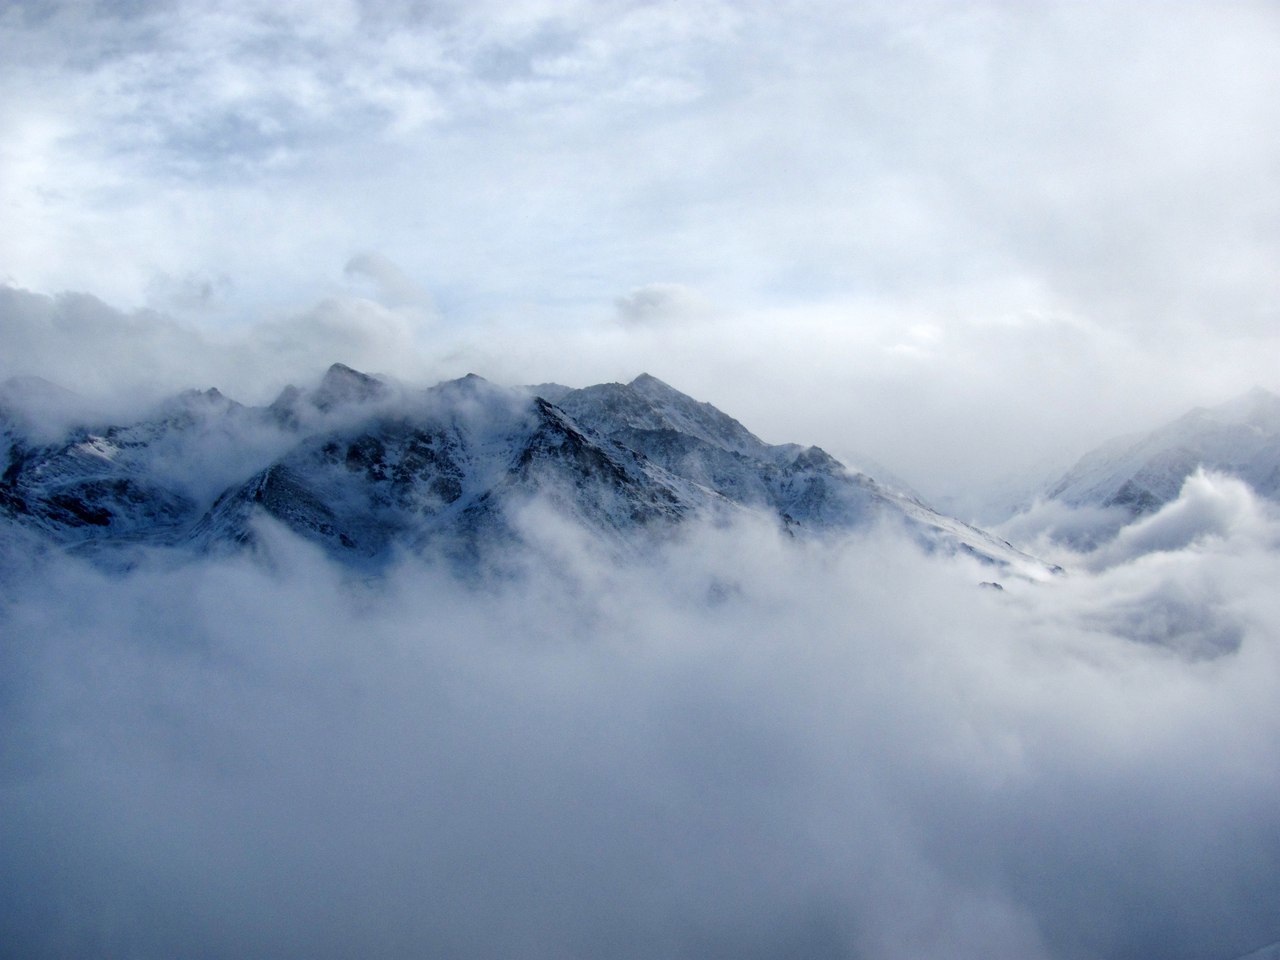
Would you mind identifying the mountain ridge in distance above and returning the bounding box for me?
[1041,386,1280,517]
[0,363,1055,579]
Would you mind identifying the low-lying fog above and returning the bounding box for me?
[4,472,1278,960]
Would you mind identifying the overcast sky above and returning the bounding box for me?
[2,0,1279,503]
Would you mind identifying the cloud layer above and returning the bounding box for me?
[5,1,1277,324]
[4,478,1280,959]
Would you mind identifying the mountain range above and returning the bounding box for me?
[0,364,1051,578]
[999,385,1280,555]
[1045,386,1280,515]
[5,368,1278,573]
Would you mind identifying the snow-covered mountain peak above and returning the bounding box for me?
[424,372,541,436]
[311,362,388,411]
[559,373,764,457]
[1037,386,1280,542]
[551,374,1052,577]
[430,372,497,396]
[628,371,673,393]
[268,384,303,422]
[263,363,399,431]
[164,386,242,419]
[1,365,1056,578]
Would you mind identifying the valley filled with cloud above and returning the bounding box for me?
[3,364,1280,960]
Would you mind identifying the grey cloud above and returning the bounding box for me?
[0,285,438,408]
[145,270,233,313]
[3,497,1280,959]
[614,283,710,327]
[344,252,436,311]
[0,286,219,413]
[1089,470,1270,569]
[994,497,1132,555]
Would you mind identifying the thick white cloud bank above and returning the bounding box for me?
[4,482,1280,960]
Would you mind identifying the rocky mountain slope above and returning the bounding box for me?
[1046,386,1280,515]
[1,364,1052,577]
